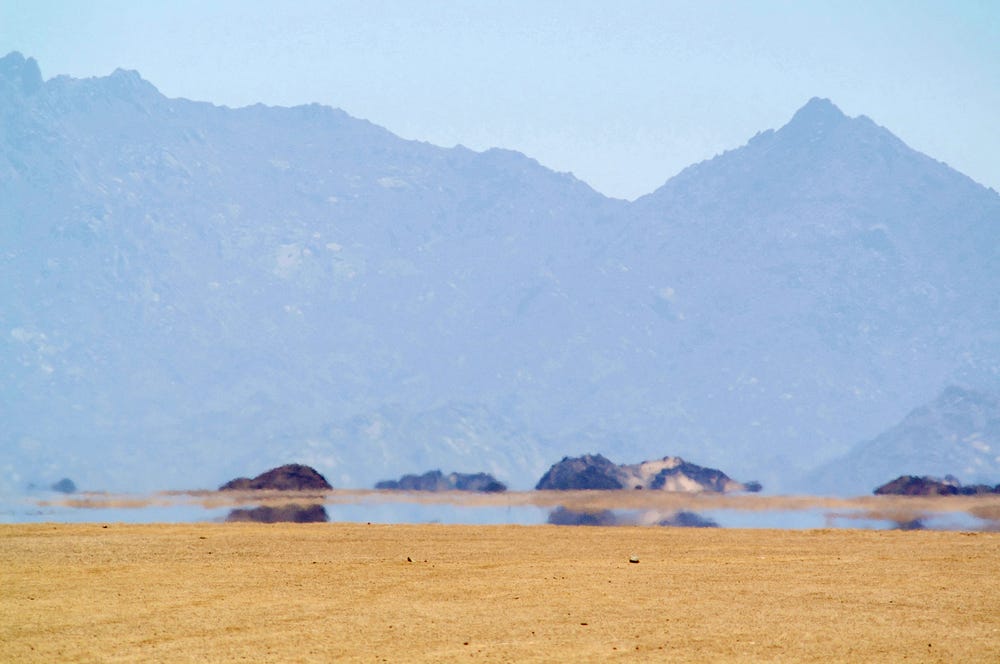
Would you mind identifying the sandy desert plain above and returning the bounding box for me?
[3,491,1000,664]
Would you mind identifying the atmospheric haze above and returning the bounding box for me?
[3,50,999,502]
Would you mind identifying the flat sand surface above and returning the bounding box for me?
[2,523,998,662]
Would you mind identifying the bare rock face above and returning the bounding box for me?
[874,475,1000,496]
[219,464,332,491]
[225,504,329,523]
[535,454,625,490]
[375,469,506,492]
[628,458,752,493]
[536,454,760,493]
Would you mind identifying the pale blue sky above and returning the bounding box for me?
[2,0,998,199]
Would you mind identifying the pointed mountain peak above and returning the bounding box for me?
[770,96,906,155]
[103,67,160,99]
[786,97,848,128]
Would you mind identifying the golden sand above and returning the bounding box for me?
[2,523,998,662]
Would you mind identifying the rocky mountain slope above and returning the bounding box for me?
[806,386,1000,495]
[3,52,999,495]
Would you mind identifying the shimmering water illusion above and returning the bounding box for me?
[4,489,998,531]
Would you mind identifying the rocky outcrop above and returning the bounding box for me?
[219,464,332,491]
[50,478,77,494]
[645,460,749,493]
[536,454,760,493]
[375,470,506,492]
[874,475,959,496]
[534,454,626,490]
[874,475,1000,496]
[225,504,329,523]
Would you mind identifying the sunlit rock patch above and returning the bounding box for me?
[536,454,761,493]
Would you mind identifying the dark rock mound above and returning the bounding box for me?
[535,453,759,493]
[451,472,507,493]
[874,474,1000,496]
[50,478,77,494]
[875,475,959,496]
[535,454,624,490]
[225,504,329,523]
[219,464,332,491]
[375,469,506,492]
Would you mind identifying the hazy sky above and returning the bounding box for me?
[2,0,998,200]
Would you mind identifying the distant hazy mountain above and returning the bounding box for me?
[616,95,1000,489]
[2,52,999,495]
[806,386,1000,496]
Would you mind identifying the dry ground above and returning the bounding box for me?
[2,523,998,662]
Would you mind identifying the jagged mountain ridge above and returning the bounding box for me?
[2,52,999,494]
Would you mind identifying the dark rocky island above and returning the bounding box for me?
[219,464,333,491]
[536,454,760,493]
[219,464,332,523]
[375,470,506,492]
[535,454,625,490]
[873,475,1000,497]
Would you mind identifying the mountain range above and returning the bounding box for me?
[2,51,999,496]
